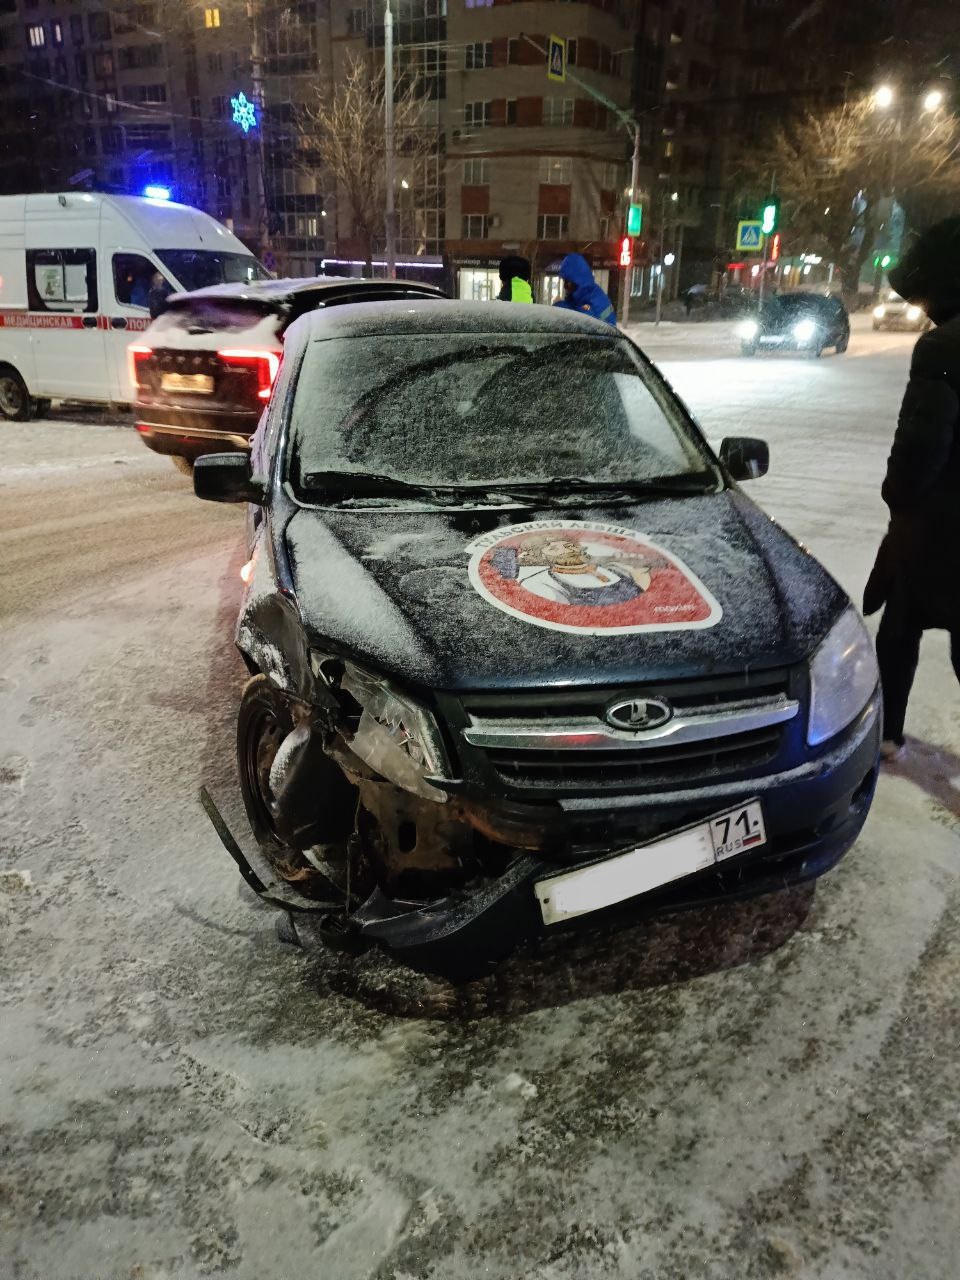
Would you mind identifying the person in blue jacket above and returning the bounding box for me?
[552,253,617,325]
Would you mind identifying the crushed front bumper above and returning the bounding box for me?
[262,697,880,976]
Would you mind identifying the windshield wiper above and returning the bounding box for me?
[300,470,461,500]
[479,475,719,500]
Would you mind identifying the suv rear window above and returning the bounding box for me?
[149,298,281,336]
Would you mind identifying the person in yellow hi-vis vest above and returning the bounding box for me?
[497,256,533,303]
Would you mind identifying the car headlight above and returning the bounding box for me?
[907,306,921,321]
[793,318,817,341]
[807,607,879,747]
[329,660,450,801]
[873,305,886,319]
[738,319,759,339]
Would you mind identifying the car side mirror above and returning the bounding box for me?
[719,436,769,481]
[193,453,266,504]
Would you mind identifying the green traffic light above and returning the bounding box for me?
[881,254,892,269]
[627,203,642,236]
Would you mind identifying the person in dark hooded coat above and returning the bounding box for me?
[552,253,617,325]
[497,255,533,303]
[863,217,960,759]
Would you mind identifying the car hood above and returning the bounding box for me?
[284,492,846,691]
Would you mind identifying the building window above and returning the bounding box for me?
[51,21,62,45]
[599,216,610,240]
[543,97,574,126]
[465,41,492,69]
[539,156,572,184]
[87,12,111,41]
[93,52,114,77]
[347,7,366,34]
[204,7,221,28]
[567,39,577,66]
[27,24,45,48]
[70,14,84,44]
[463,101,491,128]
[461,214,488,239]
[505,99,517,125]
[537,214,568,239]
[603,162,622,189]
[207,51,223,72]
[463,157,489,184]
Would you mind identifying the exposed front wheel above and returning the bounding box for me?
[236,675,355,898]
[0,368,32,421]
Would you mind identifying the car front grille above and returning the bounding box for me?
[457,668,799,796]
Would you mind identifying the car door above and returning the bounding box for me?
[25,247,109,401]
[106,250,176,401]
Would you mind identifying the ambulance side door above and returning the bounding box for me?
[25,247,109,401]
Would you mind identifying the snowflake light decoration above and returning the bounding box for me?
[231,92,257,135]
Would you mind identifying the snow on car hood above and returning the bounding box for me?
[283,492,847,691]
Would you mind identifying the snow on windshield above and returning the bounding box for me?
[289,334,713,489]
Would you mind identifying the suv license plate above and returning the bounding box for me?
[536,799,767,927]
[161,372,214,394]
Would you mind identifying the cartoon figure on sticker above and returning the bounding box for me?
[467,522,722,635]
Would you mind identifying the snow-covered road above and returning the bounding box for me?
[3,319,960,1279]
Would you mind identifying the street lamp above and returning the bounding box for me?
[923,88,944,112]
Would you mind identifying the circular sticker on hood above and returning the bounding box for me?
[466,521,722,635]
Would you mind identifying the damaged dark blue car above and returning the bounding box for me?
[195,301,880,978]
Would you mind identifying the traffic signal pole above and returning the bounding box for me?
[618,126,641,328]
[757,172,776,311]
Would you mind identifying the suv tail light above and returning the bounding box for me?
[128,344,153,389]
[218,349,281,401]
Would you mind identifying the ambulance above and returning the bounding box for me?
[0,192,265,420]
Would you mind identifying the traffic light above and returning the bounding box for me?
[619,236,632,267]
[770,233,781,262]
[760,195,780,236]
[627,203,643,236]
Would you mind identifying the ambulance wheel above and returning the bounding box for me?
[171,456,194,476]
[33,398,52,418]
[0,367,32,422]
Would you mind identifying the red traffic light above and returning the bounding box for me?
[619,236,632,267]
[770,233,781,263]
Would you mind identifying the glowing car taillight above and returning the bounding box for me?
[218,349,281,401]
[128,344,153,389]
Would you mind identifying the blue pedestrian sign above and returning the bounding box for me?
[547,35,566,83]
[736,220,763,252]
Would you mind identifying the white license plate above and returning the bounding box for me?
[161,372,215,394]
[536,800,767,926]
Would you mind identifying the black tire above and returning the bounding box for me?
[836,332,849,354]
[33,398,52,417]
[172,456,194,476]
[872,321,881,332]
[740,342,757,357]
[0,367,32,421]
[811,340,825,358]
[236,675,353,897]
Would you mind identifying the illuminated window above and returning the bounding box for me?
[204,8,221,28]
[27,24,45,47]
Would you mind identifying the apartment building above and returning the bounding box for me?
[445,1,636,301]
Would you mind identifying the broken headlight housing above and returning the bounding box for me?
[311,652,451,802]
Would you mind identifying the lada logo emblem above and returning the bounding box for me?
[606,697,673,732]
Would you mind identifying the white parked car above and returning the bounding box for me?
[872,290,930,332]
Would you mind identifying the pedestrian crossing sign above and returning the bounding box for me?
[736,220,763,252]
[548,35,567,83]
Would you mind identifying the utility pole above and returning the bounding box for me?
[655,187,676,326]
[618,125,641,327]
[246,0,272,259]
[757,169,775,311]
[384,0,397,279]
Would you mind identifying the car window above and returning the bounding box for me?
[148,298,282,336]
[289,333,716,491]
[26,248,98,314]
[155,250,269,291]
[113,253,171,309]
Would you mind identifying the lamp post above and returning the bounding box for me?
[384,0,397,278]
[654,189,677,326]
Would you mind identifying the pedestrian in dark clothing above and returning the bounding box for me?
[497,255,533,303]
[552,253,616,325]
[863,218,960,760]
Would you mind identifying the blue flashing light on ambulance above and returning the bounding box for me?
[0,192,266,420]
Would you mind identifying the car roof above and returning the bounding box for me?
[296,298,617,342]
[171,276,445,305]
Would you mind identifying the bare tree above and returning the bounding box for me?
[298,54,438,271]
[731,94,960,298]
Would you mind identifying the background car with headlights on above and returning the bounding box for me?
[872,290,930,332]
[738,292,850,357]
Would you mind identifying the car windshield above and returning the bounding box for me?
[156,250,270,291]
[288,332,719,498]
